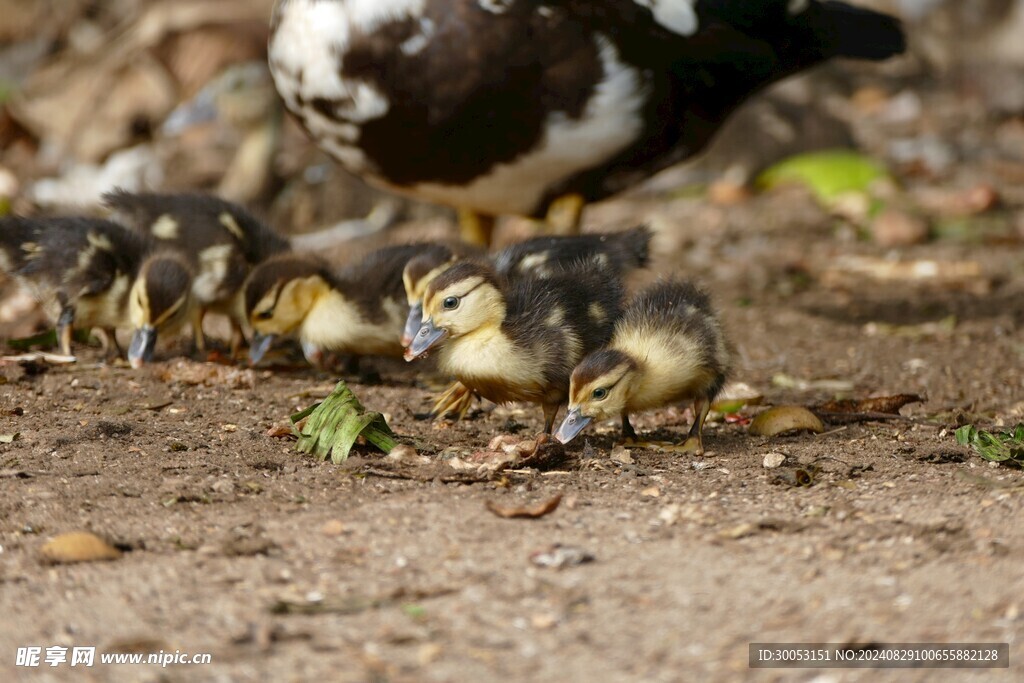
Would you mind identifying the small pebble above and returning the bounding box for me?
[871,208,929,247]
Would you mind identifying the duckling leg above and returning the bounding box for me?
[190,306,207,354]
[56,306,75,356]
[545,193,585,236]
[97,327,122,358]
[621,400,711,455]
[228,320,246,359]
[542,403,561,434]
[429,381,476,420]
[458,209,495,247]
[677,397,712,456]
[620,413,638,442]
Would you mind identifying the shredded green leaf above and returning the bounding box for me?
[291,381,397,463]
[955,424,1024,466]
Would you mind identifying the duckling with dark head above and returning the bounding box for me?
[406,258,624,433]
[401,225,651,348]
[104,190,290,354]
[245,243,451,366]
[554,279,732,455]
[0,215,194,366]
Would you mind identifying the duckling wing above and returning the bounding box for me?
[504,265,625,390]
[16,218,143,291]
[336,243,453,327]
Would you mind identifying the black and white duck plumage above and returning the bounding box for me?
[268,0,905,231]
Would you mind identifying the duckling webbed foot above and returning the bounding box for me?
[429,381,476,421]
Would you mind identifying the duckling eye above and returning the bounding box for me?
[592,388,609,400]
[442,296,460,310]
[256,309,274,320]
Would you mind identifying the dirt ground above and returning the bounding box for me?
[1,175,1023,682]
[3,2,1024,678]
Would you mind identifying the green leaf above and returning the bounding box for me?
[756,149,890,203]
[290,381,397,463]
[955,423,1024,466]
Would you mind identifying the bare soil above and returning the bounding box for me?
[1,180,1023,683]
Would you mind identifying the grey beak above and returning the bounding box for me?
[554,407,592,444]
[401,302,423,348]
[162,91,217,135]
[248,332,276,365]
[128,326,157,369]
[404,318,448,361]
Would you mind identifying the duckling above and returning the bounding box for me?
[244,243,446,365]
[401,226,651,420]
[103,189,290,354]
[554,279,733,455]
[405,259,624,433]
[0,215,194,366]
[401,226,651,347]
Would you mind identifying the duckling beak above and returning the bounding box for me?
[248,332,276,365]
[401,302,423,347]
[405,318,448,361]
[554,407,592,444]
[128,326,157,369]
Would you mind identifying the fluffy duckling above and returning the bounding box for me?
[103,189,290,353]
[401,226,651,347]
[0,215,194,366]
[405,259,624,433]
[554,279,732,455]
[244,243,439,365]
[402,227,651,420]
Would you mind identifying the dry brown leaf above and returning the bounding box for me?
[40,532,122,564]
[266,422,294,438]
[485,494,562,520]
[158,360,256,388]
[8,0,274,162]
[749,406,825,437]
[816,394,924,415]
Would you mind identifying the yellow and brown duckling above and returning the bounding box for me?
[401,226,651,347]
[103,189,290,354]
[244,243,450,365]
[405,259,624,433]
[0,215,193,366]
[554,279,732,455]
